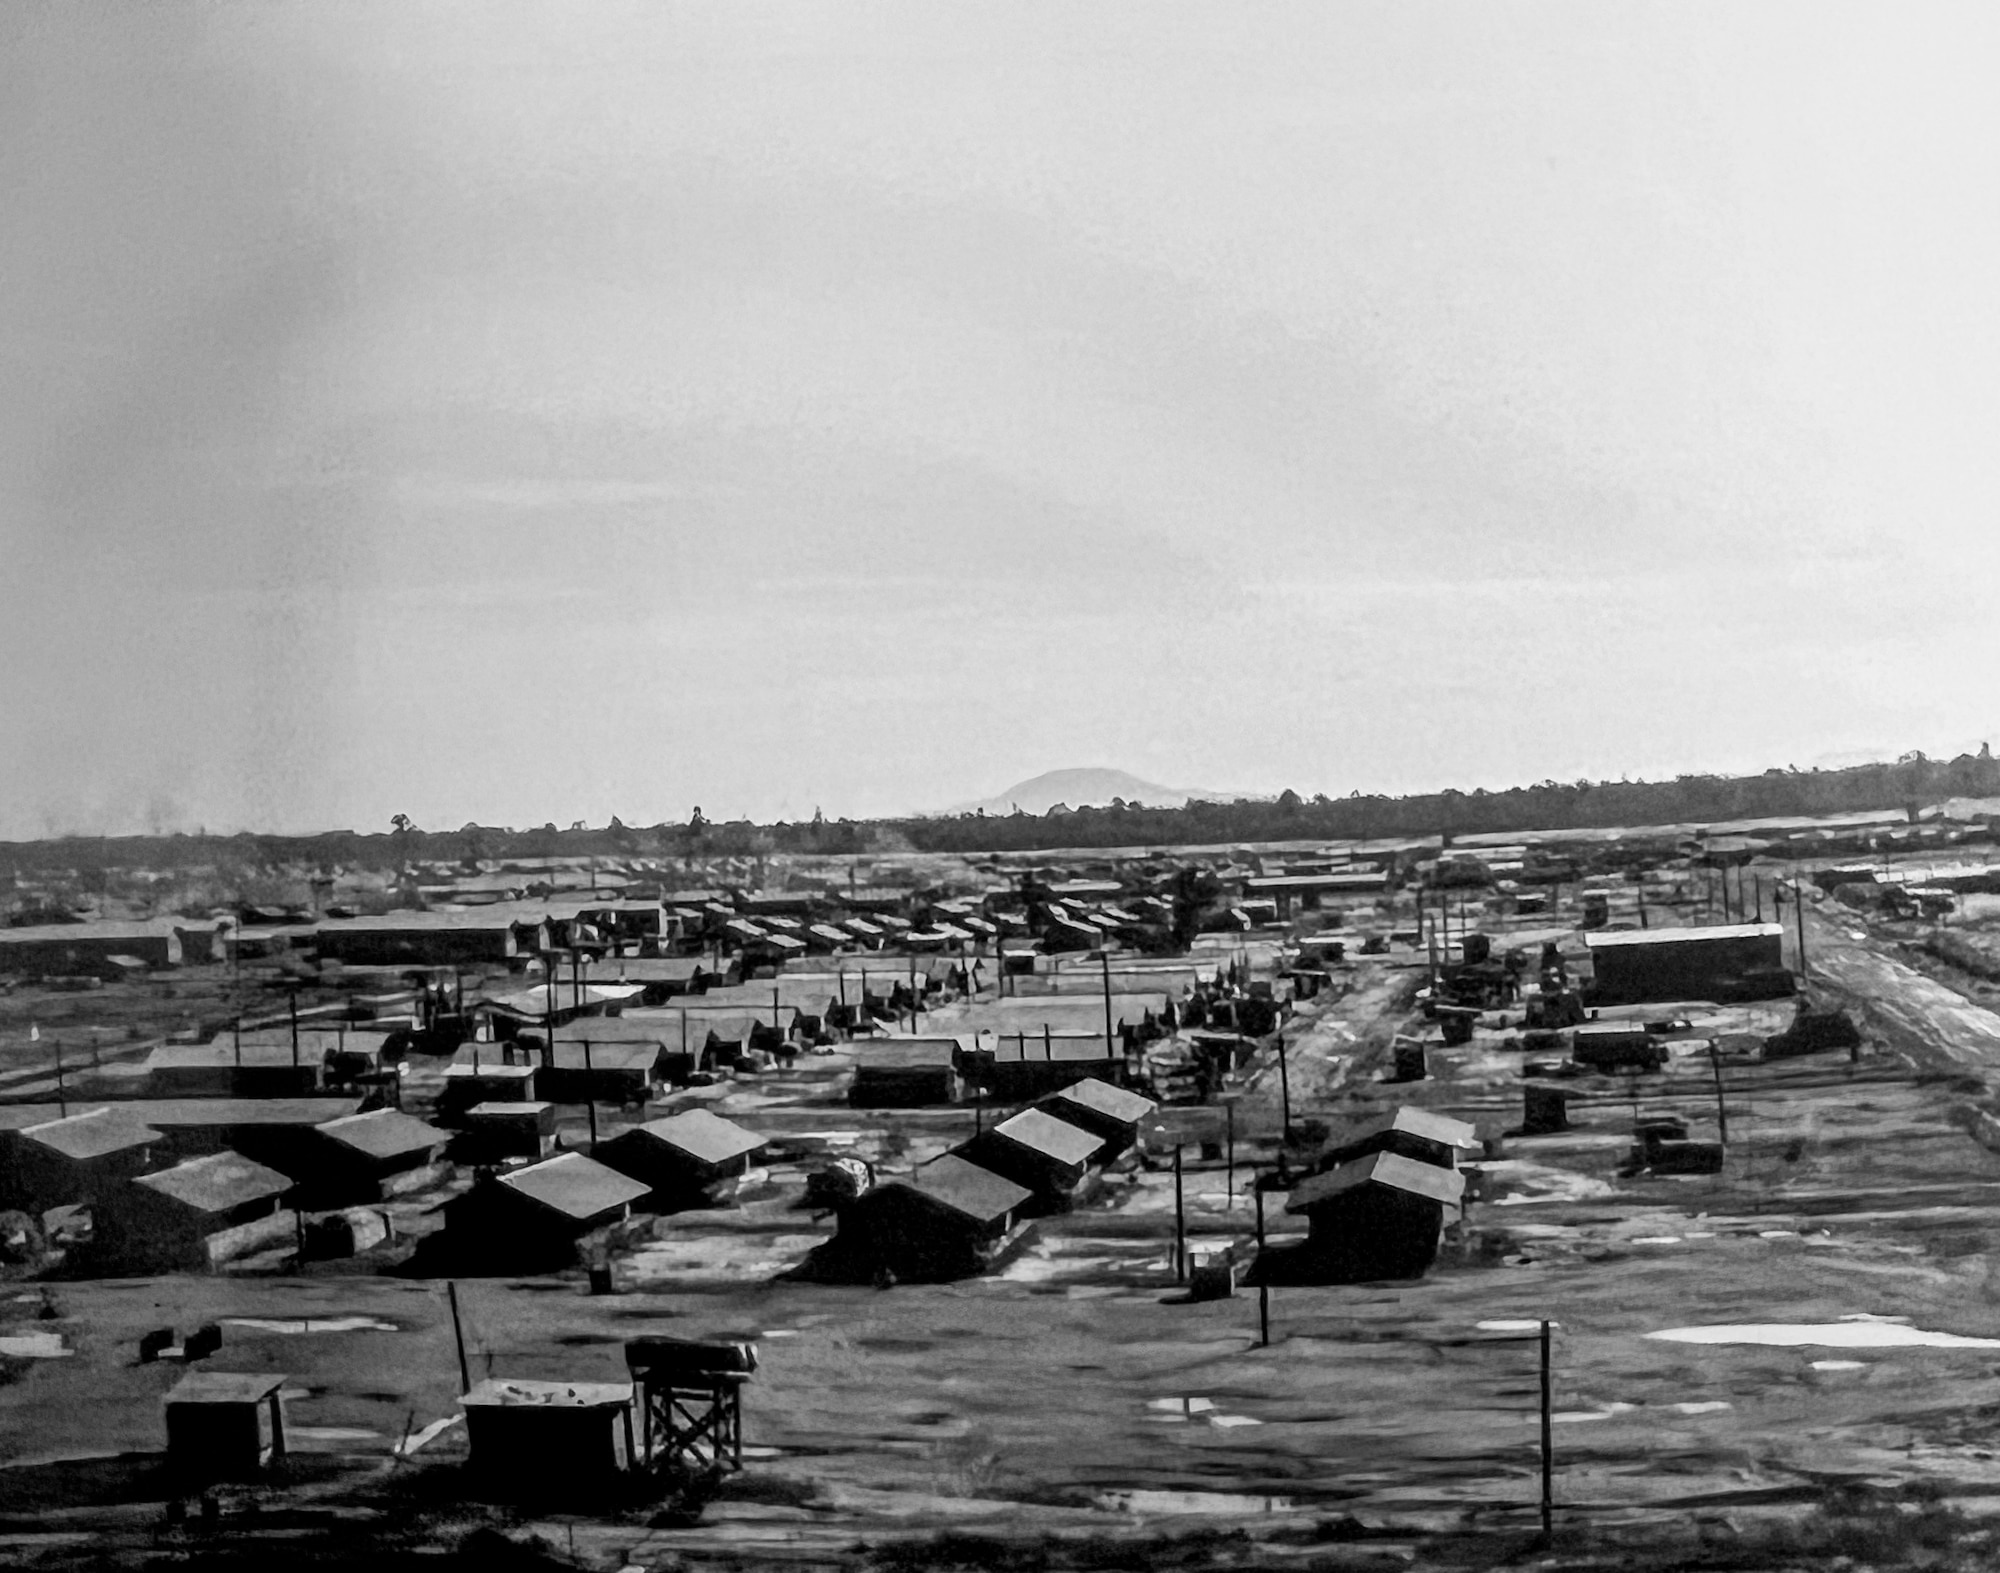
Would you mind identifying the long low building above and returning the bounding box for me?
[0,919,227,977]
[1583,923,1792,1005]
[0,1096,365,1165]
[312,914,524,967]
[145,1042,328,1099]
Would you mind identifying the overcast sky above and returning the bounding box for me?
[5,3,1999,837]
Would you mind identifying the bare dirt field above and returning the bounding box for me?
[11,889,2000,1569]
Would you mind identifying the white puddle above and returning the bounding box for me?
[1648,1322,2000,1349]
[760,1329,799,1338]
[0,1332,70,1358]
[1672,1401,1732,1414]
[1632,1236,1683,1245]
[1813,1361,1868,1371]
[1554,1403,1634,1423]
[1097,1489,1296,1516]
[1146,1395,1259,1428]
[223,1317,398,1335]
[1477,1319,1555,1332]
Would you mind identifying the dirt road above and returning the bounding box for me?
[1802,910,2000,1080]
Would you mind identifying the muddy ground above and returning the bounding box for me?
[9,887,2000,1569]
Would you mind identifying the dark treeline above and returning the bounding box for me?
[2,750,1995,881]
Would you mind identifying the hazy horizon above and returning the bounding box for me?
[7,4,2000,838]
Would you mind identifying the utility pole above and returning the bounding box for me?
[1794,876,1809,984]
[1173,1143,1186,1282]
[53,1037,66,1119]
[447,1282,472,1396]
[1277,1034,1292,1145]
[1225,1098,1235,1204]
[1539,1320,1554,1541]
[1708,1039,1729,1144]
[1254,1180,1269,1346]
[1101,952,1115,1066]
[543,950,558,1093]
[289,988,300,1071]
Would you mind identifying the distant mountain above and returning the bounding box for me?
[942,767,1248,818]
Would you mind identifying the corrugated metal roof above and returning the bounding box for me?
[497,1152,649,1221]
[150,1042,323,1072]
[1582,923,1783,949]
[982,1035,1120,1064]
[444,1063,538,1084]
[1336,1106,1478,1151]
[19,1107,162,1161]
[1043,1077,1157,1125]
[0,919,192,944]
[852,1037,962,1068]
[599,958,709,982]
[1285,1150,1466,1213]
[546,1041,663,1072]
[316,1108,446,1161]
[165,1371,289,1405]
[619,1109,764,1166]
[990,1108,1104,1166]
[896,1153,1031,1223]
[135,1150,292,1213]
[81,1097,362,1128]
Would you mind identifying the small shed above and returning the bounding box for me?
[436,1152,649,1273]
[813,1154,1031,1283]
[1033,1078,1157,1160]
[461,1378,637,1494]
[164,1371,290,1482]
[1257,1151,1466,1284]
[954,1109,1104,1214]
[98,1151,295,1272]
[2,1107,161,1212]
[438,1062,538,1121]
[294,1108,448,1205]
[593,1110,766,1212]
[1312,1107,1479,1174]
[146,1042,325,1100]
[461,1101,558,1162]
